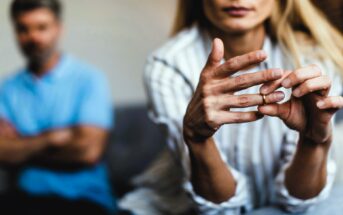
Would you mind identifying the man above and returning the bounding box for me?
[0,0,116,214]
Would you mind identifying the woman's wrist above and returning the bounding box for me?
[298,131,332,150]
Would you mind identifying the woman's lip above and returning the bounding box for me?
[222,7,252,17]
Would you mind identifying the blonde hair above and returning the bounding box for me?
[172,0,343,73]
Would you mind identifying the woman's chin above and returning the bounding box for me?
[220,22,263,35]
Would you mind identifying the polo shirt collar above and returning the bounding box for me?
[22,54,71,84]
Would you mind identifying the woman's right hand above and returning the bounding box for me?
[183,38,285,144]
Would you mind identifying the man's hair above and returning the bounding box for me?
[10,0,62,20]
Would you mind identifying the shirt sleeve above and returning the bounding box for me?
[0,84,11,122]
[273,129,336,213]
[273,58,341,213]
[74,71,114,129]
[144,57,249,214]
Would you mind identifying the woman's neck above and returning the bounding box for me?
[209,25,266,60]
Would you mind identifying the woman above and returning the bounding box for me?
[120,0,343,214]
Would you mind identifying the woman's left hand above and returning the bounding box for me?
[258,65,343,146]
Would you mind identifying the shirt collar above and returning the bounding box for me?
[262,36,274,69]
[22,54,71,84]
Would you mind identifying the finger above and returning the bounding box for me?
[260,70,292,94]
[217,68,283,93]
[213,50,267,78]
[292,76,331,98]
[219,91,285,109]
[281,65,322,89]
[204,38,224,72]
[216,111,264,125]
[317,96,343,110]
[258,102,290,120]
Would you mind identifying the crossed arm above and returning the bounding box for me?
[0,119,108,166]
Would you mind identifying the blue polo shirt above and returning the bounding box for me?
[0,55,116,212]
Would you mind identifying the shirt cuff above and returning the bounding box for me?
[274,159,336,213]
[183,164,251,215]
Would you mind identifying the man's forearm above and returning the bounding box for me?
[285,136,329,199]
[37,137,104,166]
[187,137,236,204]
[31,127,107,166]
[0,135,48,164]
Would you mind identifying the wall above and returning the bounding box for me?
[0,0,177,105]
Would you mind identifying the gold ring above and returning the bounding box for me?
[261,94,267,105]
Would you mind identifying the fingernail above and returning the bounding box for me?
[293,89,301,97]
[272,69,283,78]
[275,92,285,101]
[282,79,291,88]
[260,86,269,94]
[317,101,325,108]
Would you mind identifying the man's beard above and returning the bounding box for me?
[22,43,55,68]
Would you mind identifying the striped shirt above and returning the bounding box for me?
[120,26,342,215]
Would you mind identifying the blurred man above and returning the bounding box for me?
[0,0,116,214]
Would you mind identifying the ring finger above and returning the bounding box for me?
[218,91,285,109]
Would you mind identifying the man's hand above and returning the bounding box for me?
[0,119,19,139]
[0,119,49,164]
[258,65,343,146]
[44,128,73,147]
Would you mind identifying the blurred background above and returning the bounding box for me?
[0,0,176,105]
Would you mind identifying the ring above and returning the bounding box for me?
[261,94,267,105]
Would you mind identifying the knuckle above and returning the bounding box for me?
[230,113,254,123]
[293,69,302,80]
[247,53,254,63]
[203,97,215,110]
[231,114,243,123]
[204,111,217,127]
[234,76,247,88]
[325,99,333,107]
[262,70,271,81]
[200,72,212,83]
[227,58,238,70]
[237,96,251,107]
[201,84,214,97]
[303,82,312,91]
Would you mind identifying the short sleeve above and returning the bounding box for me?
[0,83,12,122]
[74,71,114,129]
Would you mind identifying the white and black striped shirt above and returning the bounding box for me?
[120,25,342,215]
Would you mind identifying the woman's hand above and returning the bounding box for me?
[259,65,343,146]
[183,38,285,144]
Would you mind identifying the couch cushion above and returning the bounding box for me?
[105,104,166,197]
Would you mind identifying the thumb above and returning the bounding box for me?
[258,102,290,121]
[205,38,224,69]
